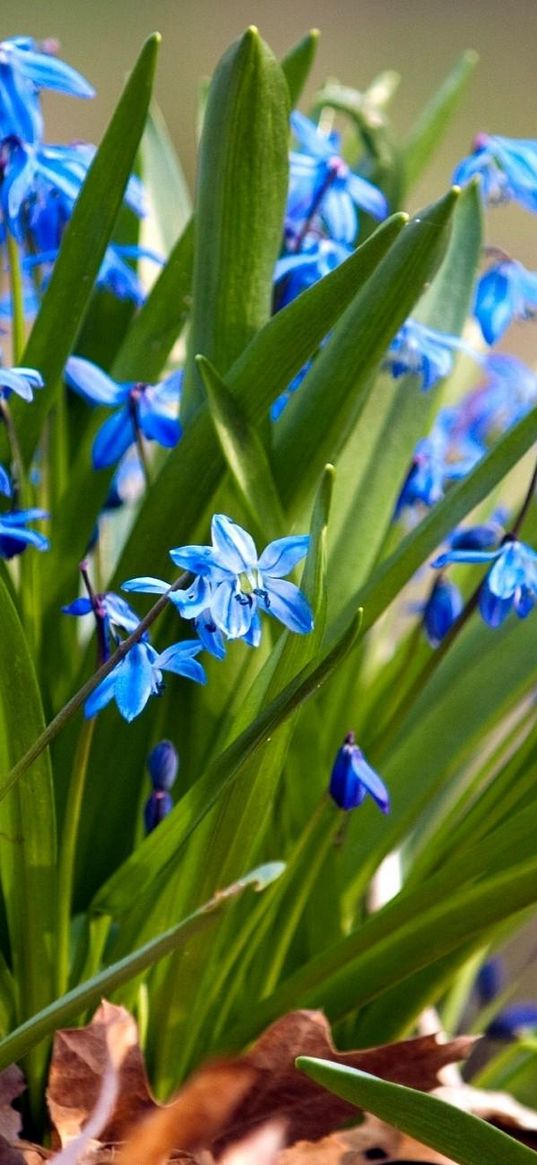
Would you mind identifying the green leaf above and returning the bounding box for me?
[0,863,283,1074]
[197,354,285,541]
[296,1059,536,1165]
[141,102,191,251]
[280,30,320,105]
[0,576,56,1099]
[92,613,359,917]
[273,189,459,512]
[10,34,160,468]
[326,180,482,621]
[402,50,479,192]
[182,27,290,417]
[112,214,405,588]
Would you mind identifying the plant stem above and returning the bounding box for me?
[2,572,189,799]
[56,717,96,996]
[6,234,26,364]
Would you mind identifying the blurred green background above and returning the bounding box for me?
[3,0,537,265]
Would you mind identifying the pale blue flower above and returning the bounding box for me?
[474,259,537,344]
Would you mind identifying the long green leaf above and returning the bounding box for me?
[402,50,479,192]
[141,103,191,251]
[10,34,160,468]
[0,576,56,1098]
[273,189,458,511]
[0,863,283,1073]
[182,27,290,416]
[297,1059,535,1165]
[112,215,405,588]
[280,30,320,105]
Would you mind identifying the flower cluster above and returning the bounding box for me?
[0,36,149,307]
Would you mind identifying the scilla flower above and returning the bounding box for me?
[384,318,474,391]
[329,732,390,813]
[85,639,206,722]
[454,134,537,212]
[65,356,182,468]
[287,110,388,245]
[0,36,94,145]
[0,507,49,557]
[433,537,537,628]
[474,258,537,344]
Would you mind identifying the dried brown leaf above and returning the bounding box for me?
[215,1010,474,1150]
[0,1067,25,1142]
[47,1002,154,1147]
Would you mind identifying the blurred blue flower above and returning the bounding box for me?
[84,638,206,722]
[0,466,11,497]
[0,364,43,401]
[486,1003,537,1040]
[395,414,484,518]
[0,36,94,145]
[274,238,352,310]
[433,537,537,628]
[0,506,48,557]
[454,134,537,212]
[169,514,313,641]
[422,575,463,647]
[287,111,388,246]
[454,355,537,446]
[385,318,473,391]
[329,732,390,812]
[474,259,537,344]
[65,356,182,468]
[104,448,145,510]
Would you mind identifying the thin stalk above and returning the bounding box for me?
[55,717,96,996]
[6,234,26,364]
[2,572,188,799]
[128,392,151,486]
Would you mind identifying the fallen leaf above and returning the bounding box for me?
[0,1067,25,1141]
[215,1010,474,1150]
[47,1001,154,1147]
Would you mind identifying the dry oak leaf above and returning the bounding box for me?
[47,1001,154,1148]
[0,1067,26,1142]
[214,1009,475,1151]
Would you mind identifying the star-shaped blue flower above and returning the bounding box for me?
[329,732,390,813]
[453,134,537,213]
[65,356,182,468]
[85,639,207,722]
[433,537,537,628]
[287,111,388,246]
[384,319,474,391]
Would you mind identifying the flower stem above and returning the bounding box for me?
[128,393,151,487]
[55,716,96,996]
[1,572,189,800]
[6,233,26,364]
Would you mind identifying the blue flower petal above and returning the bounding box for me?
[84,670,118,718]
[92,408,134,468]
[122,576,169,595]
[65,356,124,406]
[347,171,388,219]
[211,513,258,572]
[195,612,227,659]
[211,578,255,639]
[138,400,181,448]
[263,577,313,634]
[479,582,513,627]
[350,750,391,813]
[0,466,11,497]
[115,644,159,721]
[170,575,213,618]
[62,596,93,615]
[258,535,310,577]
[169,544,221,575]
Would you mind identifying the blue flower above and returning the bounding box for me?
[384,319,474,391]
[0,364,43,401]
[0,36,94,145]
[422,575,463,647]
[486,1003,537,1040]
[63,589,140,640]
[433,537,537,628]
[0,137,144,243]
[65,356,182,468]
[453,134,537,212]
[0,507,48,557]
[395,415,484,518]
[474,259,537,344]
[329,732,390,813]
[84,639,206,722]
[287,111,388,246]
[170,514,313,641]
[274,238,352,311]
[122,573,230,659]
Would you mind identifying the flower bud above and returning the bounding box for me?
[147,740,179,791]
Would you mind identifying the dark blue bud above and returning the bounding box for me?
[486,1002,537,1040]
[329,732,390,814]
[423,576,463,647]
[147,739,179,791]
[144,790,173,833]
